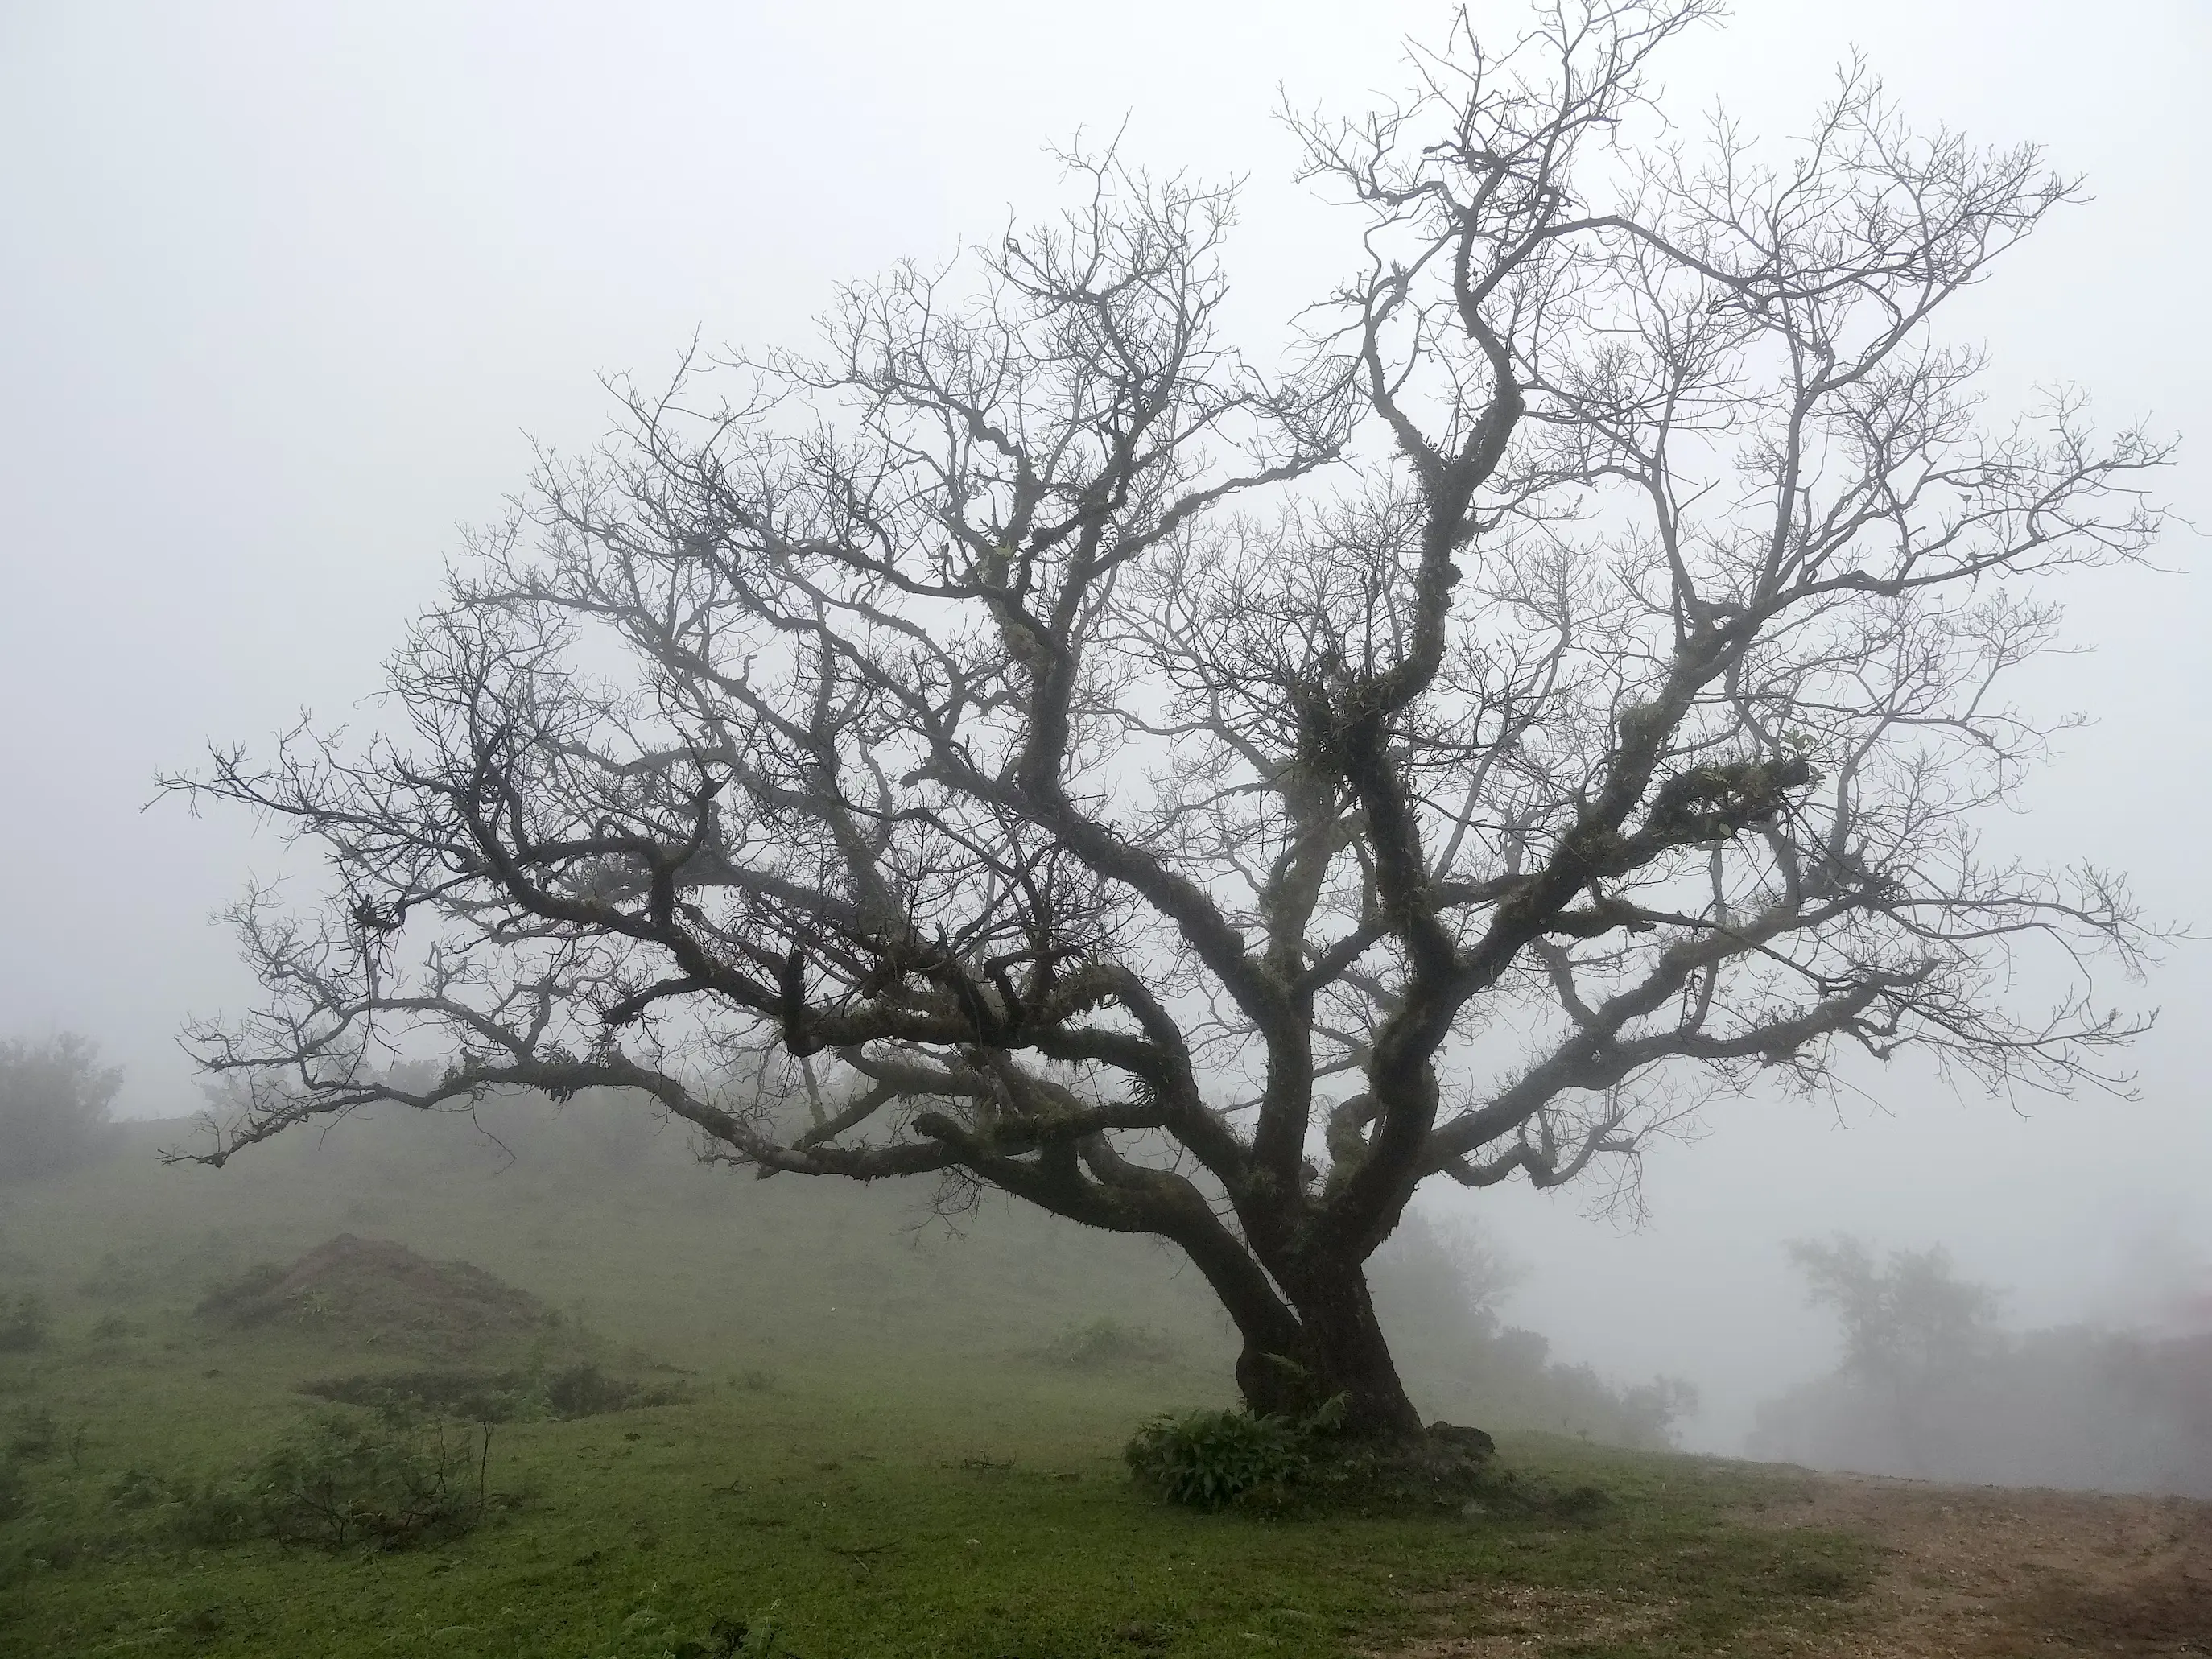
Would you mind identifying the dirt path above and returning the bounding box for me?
[1385,1474,2211,1657]
[1749,1473,2212,1656]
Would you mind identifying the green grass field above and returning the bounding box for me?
[0,1104,1878,1657]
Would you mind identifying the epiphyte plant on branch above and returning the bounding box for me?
[172,1,2168,1439]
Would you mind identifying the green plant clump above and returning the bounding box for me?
[1125,1401,1335,1511]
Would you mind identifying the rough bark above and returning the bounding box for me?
[1238,1261,1422,1437]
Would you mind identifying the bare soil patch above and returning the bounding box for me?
[1383,1583,1679,1657]
[1743,1471,2212,1656]
[1380,1471,2210,1657]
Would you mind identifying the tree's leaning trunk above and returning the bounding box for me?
[1236,1258,1425,1439]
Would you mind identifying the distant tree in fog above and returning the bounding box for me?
[1789,1236,2003,1384]
[0,1032,122,1180]
[1785,1235,2002,1474]
[1756,1236,2212,1496]
[167,2,2169,1438]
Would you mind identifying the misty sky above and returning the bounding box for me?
[3,0,2208,1450]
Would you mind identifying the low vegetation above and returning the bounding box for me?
[106,1410,499,1554]
[1048,1317,1182,1372]
[0,1101,1909,1656]
[299,1362,686,1422]
[1124,1403,1335,1512]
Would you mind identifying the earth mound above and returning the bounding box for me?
[196,1235,555,1356]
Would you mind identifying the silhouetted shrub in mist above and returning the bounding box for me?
[0,1032,121,1180]
[1046,1317,1179,1369]
[0,1293,51,1353]
[135,1413,501,1553]
[192,1261,287,1324]
[254,1413,495,1550]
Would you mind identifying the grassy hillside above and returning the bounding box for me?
[0,1102,1880,1657]
[8,1100,1240,1385]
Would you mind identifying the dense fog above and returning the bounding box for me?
[1748,1237,2212,1496]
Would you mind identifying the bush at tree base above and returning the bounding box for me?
[1125,1406,1315,1510]
[1125,1401,1534,1517]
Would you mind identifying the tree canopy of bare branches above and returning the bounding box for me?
[172,2,2168,1436]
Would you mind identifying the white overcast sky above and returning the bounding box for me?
[3,0,2207,1446]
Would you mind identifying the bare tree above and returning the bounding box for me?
[1785,1236,2004,1475]
[171,2,2168,1438]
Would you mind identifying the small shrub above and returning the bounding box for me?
[106,1467,168,1509]
[0,1292,51,1352]
[177,1607,227,1638]
[0,1031,121,1181]
[165,1475,264,1547]
[300,1369,541,1424]
[544,1363,644,1418]
[195,1262,287,1324]
[252,1412,492,1551]
[6,1405,58,1461]
[1125,1407,1306,1510]
[99,1466,262,1545]
[79,1251,151,1302]
[547,1361,684,1416]
[678,1607,797,1657]
[121,1412,498,1552]
[1048,1317,1178,1369]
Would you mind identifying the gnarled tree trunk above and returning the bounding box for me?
[1242,1261,1422,1438]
